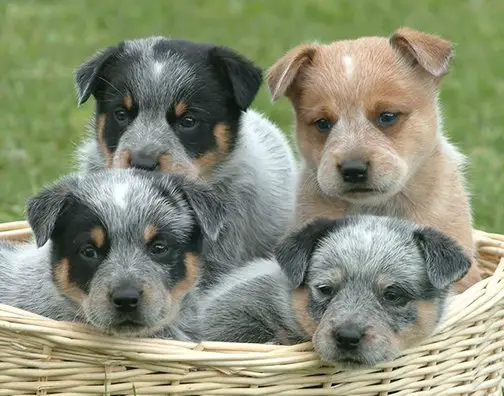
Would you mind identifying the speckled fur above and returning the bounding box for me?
[200,215,471,366]
[0,169,231,340]
[74,37,298,285]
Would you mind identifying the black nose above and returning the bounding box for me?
[130,152,160,171]
[111,288,141,313]
[333,323,365,350]
[338,160,368,183]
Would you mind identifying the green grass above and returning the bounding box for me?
[1,0,503,232]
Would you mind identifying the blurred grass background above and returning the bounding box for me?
[0,0,503,232]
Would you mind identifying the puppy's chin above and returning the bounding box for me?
[314,340,399,368]
[84,303,179,338]
[316,179,404,206]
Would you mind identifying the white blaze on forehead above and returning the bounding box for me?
[152,61,164,78]
[112,183,129,209]
[342,55,353,78]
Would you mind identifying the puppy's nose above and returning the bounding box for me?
[333,323,365,350]
[338,160,368,183]
[130,152,160,171]
[111,288,141,313]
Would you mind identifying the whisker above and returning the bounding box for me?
[98,76,125,97]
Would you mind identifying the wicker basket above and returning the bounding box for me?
[0,221,503,396]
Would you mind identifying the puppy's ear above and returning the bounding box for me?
[266,43,318,101]
[209,46,263,111]
[75,44,122,106]
[153,174,230,242]
[389,27,454,78]
[275,218,348,288]
[413,227,471,290]
[26,177,77,248]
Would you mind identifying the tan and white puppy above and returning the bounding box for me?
[266,27,480,292]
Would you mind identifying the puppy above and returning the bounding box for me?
[266,27,479,292]
[0,169,228,340]
[200,215,471,367]
[74,37,297,283]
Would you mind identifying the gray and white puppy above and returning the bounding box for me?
[74,37,297,284]
[200,215,471,366]
[0,169,228,341]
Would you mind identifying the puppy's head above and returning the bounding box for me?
[276,215,470,366]
[75,37,262,178]
[27,169,228,336]
[267,28,453,205]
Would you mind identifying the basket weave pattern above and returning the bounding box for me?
[0,222,503,395]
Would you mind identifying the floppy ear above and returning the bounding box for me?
[389,27,454,78]
[413,227,471,289]
[26,177,77,248]
[275,218,348,288]
[153,174,231,242]
[75,44,121,106]
[209,46,263,111]
[266,43,318,101]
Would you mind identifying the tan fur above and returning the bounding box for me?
[175,101,187,117]
[123,95,133,111]
[171,253,200,301]
[396,300,438,349]
[267,44,317,100]
[390,27,453,77]
[158,154,199,180]
[194,122,231,177]
[291,287,318,336]
[158,154,174,173]
[143,224,157,243]
[54,258,87,304]
[118,150,131,168]
[268,27,480,292]
[90,226,106,248]
[96,114,113,168]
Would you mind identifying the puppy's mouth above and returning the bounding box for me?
[337,356,366,368]
[110,319,148,334]
[346,187,376,194]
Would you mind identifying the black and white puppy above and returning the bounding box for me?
[74,37,297,283]
[200,215,471,366]
[0,169,228,340]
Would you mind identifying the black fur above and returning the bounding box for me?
[75,44,123,106]
[413,226,471,289]
[208,46,263,111]
[75,38,263,163]
[50,201,109,294]
[275,217,351,288]
[26,177,77,248]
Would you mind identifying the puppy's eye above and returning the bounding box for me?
[376,112,400,128]
[150,242,169,256]
[382,286,409,306]
[80,245,98,260]
[114,107,129,123]
[315,284,334,297]
[178,116,198,129]
[314,118,333,133]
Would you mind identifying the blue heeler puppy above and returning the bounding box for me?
[74,37,297,285]
[0,169,229,340]
[200,215,471,366]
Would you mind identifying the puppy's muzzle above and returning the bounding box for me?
[130,151,160,171]
[338,160,369,184]
[332,322,366,351]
